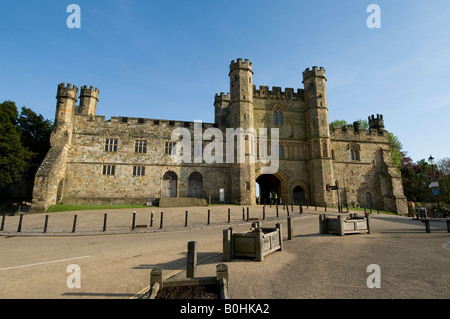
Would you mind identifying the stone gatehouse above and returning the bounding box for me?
[30,58,408,215]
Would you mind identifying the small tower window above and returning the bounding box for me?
[273,106,282,125]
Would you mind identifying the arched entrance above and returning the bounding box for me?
[293,185,305,205]
[366,192,372,208]
[256,174,282,205]
[162,171,178,198]
[188,172,203,198]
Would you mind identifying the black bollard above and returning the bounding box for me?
[242,207,245,220]
[228,208,230,223]
[72,215,77,233]
[276,204,279,218]
[185,211,188,227]
[103,214,107,232]
[325,202,327,212]
[246,207,249,221]
[208,209,211,225]
[150,211,154,227]
[160,212,164,229]
[43,215,49,233]
[1,212,5,231]
[263,206,266,220]
[132,212,136,230]
[17,215,23,232]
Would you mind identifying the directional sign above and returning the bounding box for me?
[432,188,440,195]
[429,182,439,188]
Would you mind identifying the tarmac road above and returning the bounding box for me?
[0,207,449,299]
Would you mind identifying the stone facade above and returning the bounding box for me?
[30,59,408,215]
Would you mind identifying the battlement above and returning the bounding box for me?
[80,85,100,99]
[368,114,384,131]
[330,123,386,142]
[214,92,231,103]
[57,82,79,99]
[253,85,304,100]
[229,58,253,73]
[302,66,326,81]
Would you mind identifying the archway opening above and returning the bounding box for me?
[188,172,203,198]
[256,174,281,205]
[293,185,305,205]
[162,171,178,198]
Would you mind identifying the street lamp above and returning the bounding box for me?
[428,155,434,166]
[428,155,439,214]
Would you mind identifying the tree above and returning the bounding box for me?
[329,119,348,131]
[437,158,450,204]
[17,106,53,164]
[0,101,34,186]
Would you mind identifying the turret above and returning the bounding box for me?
[228,58,254,128]
[51,83,78,146]
[214,92,230,125]
[368,114,385,133]
[55,83,78,127]
[228,58,255,205]
[79,85,99,118]
[302,67,335,206]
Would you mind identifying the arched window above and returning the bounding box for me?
[273,106,282,125]
[349,144,361,161]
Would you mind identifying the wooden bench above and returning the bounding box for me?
[420,218,450,233]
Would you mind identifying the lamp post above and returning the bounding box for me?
[428,155,439,214]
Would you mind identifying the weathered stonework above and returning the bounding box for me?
[30,59,408,215]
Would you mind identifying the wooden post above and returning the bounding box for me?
[276,223,283,251]
[222,228,232,261]
[187,241,197,278]
[338,215,345,236]
[255,228,264,262]
[319,214,327,234]
[423,219,431,233]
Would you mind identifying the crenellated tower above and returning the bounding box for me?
[51,83,78,146]
[214,92,230,125]
[228,58,256,205]
[79,85,99,118]
[302,66,335,206]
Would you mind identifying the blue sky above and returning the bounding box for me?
[1,0,449,163]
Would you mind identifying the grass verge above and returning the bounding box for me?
[46,204,147,213]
